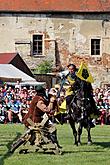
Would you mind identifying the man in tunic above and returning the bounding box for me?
[23,85,61,148]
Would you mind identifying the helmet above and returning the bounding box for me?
[67,64,76,70]
[35,85,45,93]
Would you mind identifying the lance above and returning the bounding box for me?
[56,75,66,98]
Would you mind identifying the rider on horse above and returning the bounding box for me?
[64,63,78,119]
[57,62,99,145]
[61,63,97,128]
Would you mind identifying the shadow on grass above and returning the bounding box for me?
[0,132,22,165]
[72,141,110,149]
[61,149,104,155]
[61,141,110,155]
[0,144,6,147]
[93,141,110,148]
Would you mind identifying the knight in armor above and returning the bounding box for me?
[64,63,98,127]
[64,63,78,119]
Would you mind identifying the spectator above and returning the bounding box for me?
[15,80,21,90]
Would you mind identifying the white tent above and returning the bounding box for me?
[0,64,45,86]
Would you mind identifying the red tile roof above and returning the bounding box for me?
[0,0,110,12]
[0,53,16,64]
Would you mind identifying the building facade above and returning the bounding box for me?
[0,0,110,87]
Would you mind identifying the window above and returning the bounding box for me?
[91,39,100,55]
[33,34,43,55]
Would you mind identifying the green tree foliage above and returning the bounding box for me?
[35,60,53,74]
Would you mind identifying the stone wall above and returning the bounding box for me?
[0,13,110,87]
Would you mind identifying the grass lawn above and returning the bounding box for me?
[0,123,110,165]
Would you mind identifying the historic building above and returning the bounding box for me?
[0,0,110,87]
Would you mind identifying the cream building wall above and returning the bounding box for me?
[0,13,110,87]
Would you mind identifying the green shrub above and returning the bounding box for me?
[35,60,53,74]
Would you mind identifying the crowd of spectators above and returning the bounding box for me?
[0,81,110,125]
[93,86,110,125]
[0,81,37,124]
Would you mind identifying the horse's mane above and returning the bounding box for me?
[72,77,93,97]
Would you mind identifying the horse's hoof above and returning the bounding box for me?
[78,142,81,146]
[74,142,78,146]
[87,141,92,145]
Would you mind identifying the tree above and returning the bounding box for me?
[34,60,53,74]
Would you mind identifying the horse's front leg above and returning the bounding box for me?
[86,126,92,145]
[77,123,83,145]
[69,120,78,146]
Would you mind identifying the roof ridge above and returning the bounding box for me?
[0,0,110,12]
